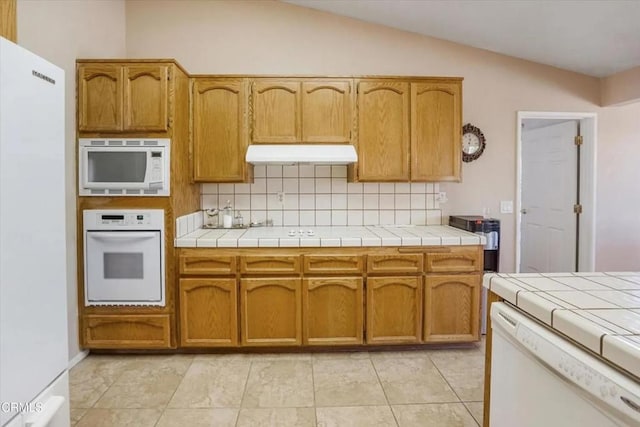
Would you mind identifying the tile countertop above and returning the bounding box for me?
[484,272,640,380]
[175,225,486,248]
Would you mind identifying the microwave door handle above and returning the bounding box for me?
[88,232,157,241]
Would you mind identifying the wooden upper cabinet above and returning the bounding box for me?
[123,65,169,132]
[356,80,410,181]
[78,64,123,132]
[301,80,352,143]
[192,78,249,182]
[411,81,462,182]
[251,79,353,144]
[78,62,172,133]
[251,80,301,143]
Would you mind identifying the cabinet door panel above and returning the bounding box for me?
[366,276,422,344]
[179,279,238,347]
[78,64,122,131]
[303,254,363,274]
[367,254,423,274]
[302,80,352,143]
[425,247,482,273]
[252,81,301,143]
[179,254,237,275]
[303,277,363,345]
[193,78,248,182]
[240,278,301,346]
[82,314,171,349]
[424,274,480,343]
[411,81,461,182]
[124,65,169,131]
[240,255,301,275]
[357,81,410,181]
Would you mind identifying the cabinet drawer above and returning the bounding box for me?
[425,247,482,273]
[82,314,171,349]
[303,254,363,274]
[367,254,423,274]
[240,255,301,275]
[180,255,236,275]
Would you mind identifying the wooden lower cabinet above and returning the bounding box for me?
[423,274,481,342]
[179,278,238,347]
[240,277,302,346]
[303,277,363,345]
[82,314,172,349]
[366,276,422,344]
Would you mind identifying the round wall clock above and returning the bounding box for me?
[462,123,486,162]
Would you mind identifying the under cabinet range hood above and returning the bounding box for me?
[245,144,357,165]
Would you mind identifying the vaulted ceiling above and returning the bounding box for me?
[283,0,640,77]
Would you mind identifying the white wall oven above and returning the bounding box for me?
[79,138,170,196]
[83,209,165,306]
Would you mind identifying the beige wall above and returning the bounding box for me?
[601,66,640,106]
[17,0,126,363]
[126,0,633,271]
[596,102,640,270]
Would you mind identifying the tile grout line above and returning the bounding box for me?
[152,355,196,427]
[427,353,481,427]
[368,356,401,427]
[235,359,254,427]
[310,356,318,426]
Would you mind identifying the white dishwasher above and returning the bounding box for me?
[490,302,640,427]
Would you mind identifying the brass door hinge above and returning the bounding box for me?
[574,135,583,146]
[574,204,583,214]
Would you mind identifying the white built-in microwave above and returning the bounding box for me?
[79,138,170,196]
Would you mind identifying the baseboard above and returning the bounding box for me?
[68,349,89,369]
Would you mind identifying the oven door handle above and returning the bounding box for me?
[87,232,158,241]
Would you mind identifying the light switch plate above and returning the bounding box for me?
[500,200,513,214]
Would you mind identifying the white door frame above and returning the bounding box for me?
[516,111,598,273]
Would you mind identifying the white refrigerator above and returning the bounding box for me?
[0,37,70,427]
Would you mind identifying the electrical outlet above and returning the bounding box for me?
[276,192,285,204]
[436,192,448,203]
[500,200,513,214]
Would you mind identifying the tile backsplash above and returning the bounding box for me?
[201,165,442,227]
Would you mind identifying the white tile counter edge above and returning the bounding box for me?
[174,224,486,247]
[484,272,640,381]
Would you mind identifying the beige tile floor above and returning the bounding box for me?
[70,341,485,427]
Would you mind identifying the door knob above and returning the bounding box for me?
[521,208,528,214]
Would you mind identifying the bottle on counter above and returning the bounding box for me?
[222,200,233,228]
[234,210,244,227]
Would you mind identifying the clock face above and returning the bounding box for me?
[461,123,486,162]
[462,133,480,155]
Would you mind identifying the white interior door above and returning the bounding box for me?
[520,120,578,273]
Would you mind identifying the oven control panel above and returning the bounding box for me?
[99,213,152,226]
[84,209,164,230]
